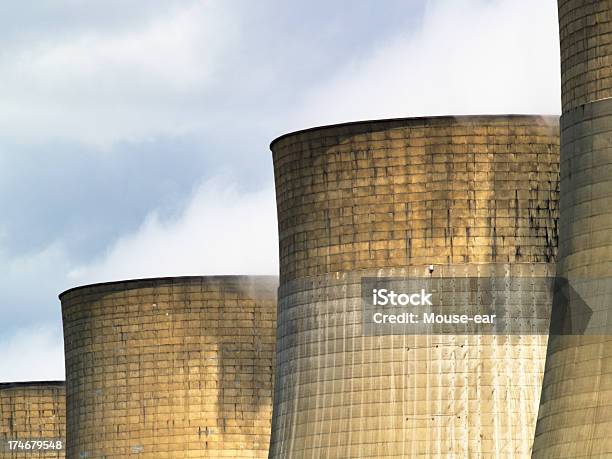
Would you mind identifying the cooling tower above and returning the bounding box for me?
[532,1,612,457]
[0,381,65,458]
[270,115,560,458]
[60,276,277,459]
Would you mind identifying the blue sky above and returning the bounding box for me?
[0,0,560,381]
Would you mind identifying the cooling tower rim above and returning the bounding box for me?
[270,113,559,149]
[59,275,279,300]
[0,381,65,390]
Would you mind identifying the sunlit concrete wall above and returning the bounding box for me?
[270,116,559,458]
[61,276,277,459]
[0,381,65,458]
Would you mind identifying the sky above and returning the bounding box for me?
[0,0,561,381]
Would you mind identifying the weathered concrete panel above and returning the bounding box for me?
[0,382,65,458]
[533,99,612,457]
[270,116,560,458]
[532,2,612,456]
[61,276,277,459]
[559,0,612,111]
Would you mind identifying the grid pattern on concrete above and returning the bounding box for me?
[270,116,560,458]
[61,276,277,459]
[271,267,552,458]
[273,116,559,284]
[0,382,65,459]
[559,0,612,111]
[533,99,612,458]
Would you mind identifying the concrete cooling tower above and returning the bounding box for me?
[269,115,560,458]
[60,276,277,459]
[533,1,612,457]
[0,381,66,458]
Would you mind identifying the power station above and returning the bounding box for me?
[0,382,65,458]
[60,276,277,458]
[3,2,612,458]
[269,115,559,457]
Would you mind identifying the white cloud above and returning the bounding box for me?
[291,0,560,131]
[0,0,564,381]
[69,177,278,284]
[0,326,65,382]
[0,2,236,148]
[0,241,70,321]
[0,177,278,382]
[0,0,561,148]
